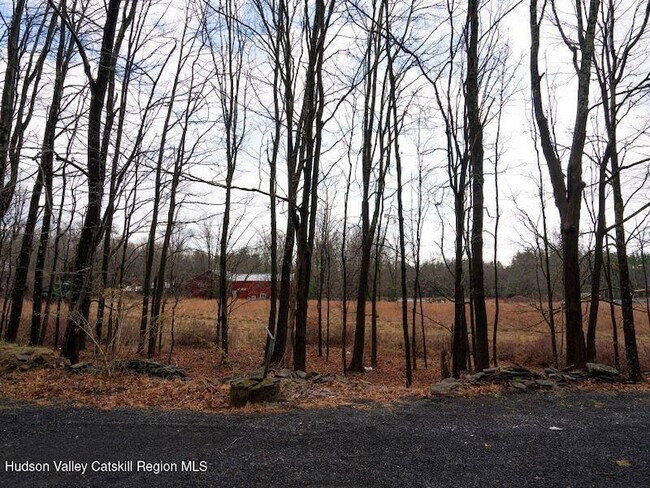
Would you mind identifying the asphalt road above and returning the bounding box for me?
[0,392,648,487]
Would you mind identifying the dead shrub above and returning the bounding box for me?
[174,322,214,349]
[497,336,555,367]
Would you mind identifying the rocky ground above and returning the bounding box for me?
[430,363,627,395]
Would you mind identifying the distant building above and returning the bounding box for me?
[230,274,272,300]
[188,272,273,299]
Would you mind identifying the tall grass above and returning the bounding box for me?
[5,297,650,370]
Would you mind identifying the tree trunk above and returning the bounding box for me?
[350,1,386,372]
[610,140,642,381]
[452,186,469,377]
[586,150,609,361]
[466,0,489,371]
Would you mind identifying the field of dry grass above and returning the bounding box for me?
[106,296,650,373]
[6,296,650,374]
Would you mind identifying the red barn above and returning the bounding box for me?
[230,274,272,300]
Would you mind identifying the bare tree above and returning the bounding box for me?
[529,0,601,368]
[385,2,412,385]
[59,0,134,363]
[203,0,249,358]
[466,0,489,371]
[292,0,336,372]
[95,0,162,346]
[591,0,649,380]
[138,21,188,356]
[6,3,62,343]
[515,149,561,367]
[149,37,211,358]
[431,0,470,377]
[348,0,391,373]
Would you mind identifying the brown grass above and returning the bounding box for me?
[135,297,650,369]
[7,297,650,371]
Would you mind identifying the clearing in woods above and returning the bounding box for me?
[0,298,649,412]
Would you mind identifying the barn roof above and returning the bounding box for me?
[190,271,274,283]
[231,273,272,282]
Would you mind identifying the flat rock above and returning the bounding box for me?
[121,359,187,380]
[535,379,555,388]
[275,369,292,378]
[67,362,100,374]
[313,374,335,384]
[586,363,619,377]
[483,367,500,374]
[431,379,460,395]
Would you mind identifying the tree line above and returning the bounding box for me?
[0,0,649,383]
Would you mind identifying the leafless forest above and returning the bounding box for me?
[1,0,649,386]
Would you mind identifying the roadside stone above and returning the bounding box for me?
[67,362,100,374]
[248,378,281,404]
[120,359,187,380]
[587,363,619,377]
[229,377,281,407]
[511,381,528,390]
[471,365,541,385]
[431,378,461,395]
[294,370,308,380]
[535,379,555,388]
[275,369,292,378]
